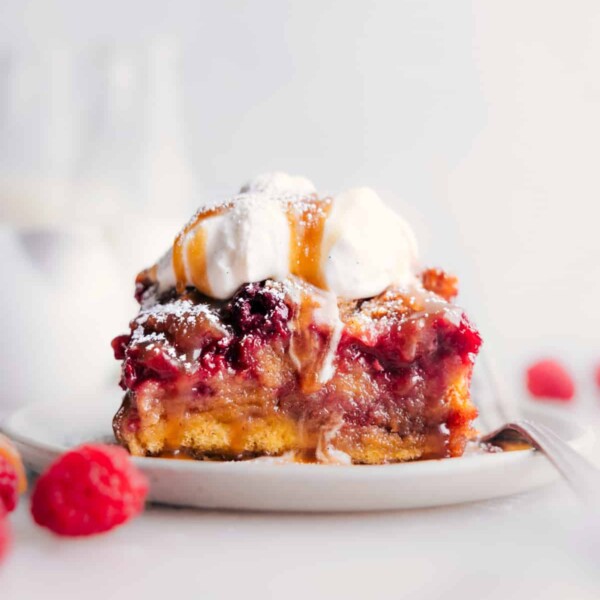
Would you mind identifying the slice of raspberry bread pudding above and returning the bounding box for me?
[112,174,481,464]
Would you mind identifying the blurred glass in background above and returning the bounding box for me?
[0,37,194,416]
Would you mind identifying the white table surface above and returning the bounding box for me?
[2,411,600,600]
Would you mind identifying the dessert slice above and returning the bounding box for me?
[112,174,481,464]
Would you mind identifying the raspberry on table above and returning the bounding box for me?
[31,444,149,537]
[0,457,18,513]
[526,359,575,401]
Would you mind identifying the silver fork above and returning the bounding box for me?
[475,351,600,507]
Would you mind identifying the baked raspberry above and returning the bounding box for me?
[227,283,290,339]
[31,444,148,537]
[0,457,18,513]
[0,511,10,565]
[111,334,131,360]
[526,359,575,401]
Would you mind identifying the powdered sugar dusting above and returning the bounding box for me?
[136,298,222,329]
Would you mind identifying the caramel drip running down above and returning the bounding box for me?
[291,289,329,394]
[287,197,332,290]
[172,205,229,295]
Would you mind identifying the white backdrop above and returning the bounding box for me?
[1,0,599,392]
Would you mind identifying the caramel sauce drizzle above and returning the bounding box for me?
[183,225,210,294]
[287,197,332,290]
[290,290,331,394]
[172,205,230,295]
[226,418,254,455]
[161,405,186,452]
[286,196,337,395]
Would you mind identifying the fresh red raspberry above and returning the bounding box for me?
[31,444,148,537]
[0,457,18,513]
[526,359,575,401]
[595,364,600,390]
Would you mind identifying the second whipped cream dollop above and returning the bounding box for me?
[156,172,419,300]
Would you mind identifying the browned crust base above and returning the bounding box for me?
[114,381,476,465]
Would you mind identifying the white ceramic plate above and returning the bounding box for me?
[2,394,594,512]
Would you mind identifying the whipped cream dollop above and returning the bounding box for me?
[155,172,419,300]
[321,187,418,298]
[199,194,290,300]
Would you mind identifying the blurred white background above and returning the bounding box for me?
[0,0,599,411]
